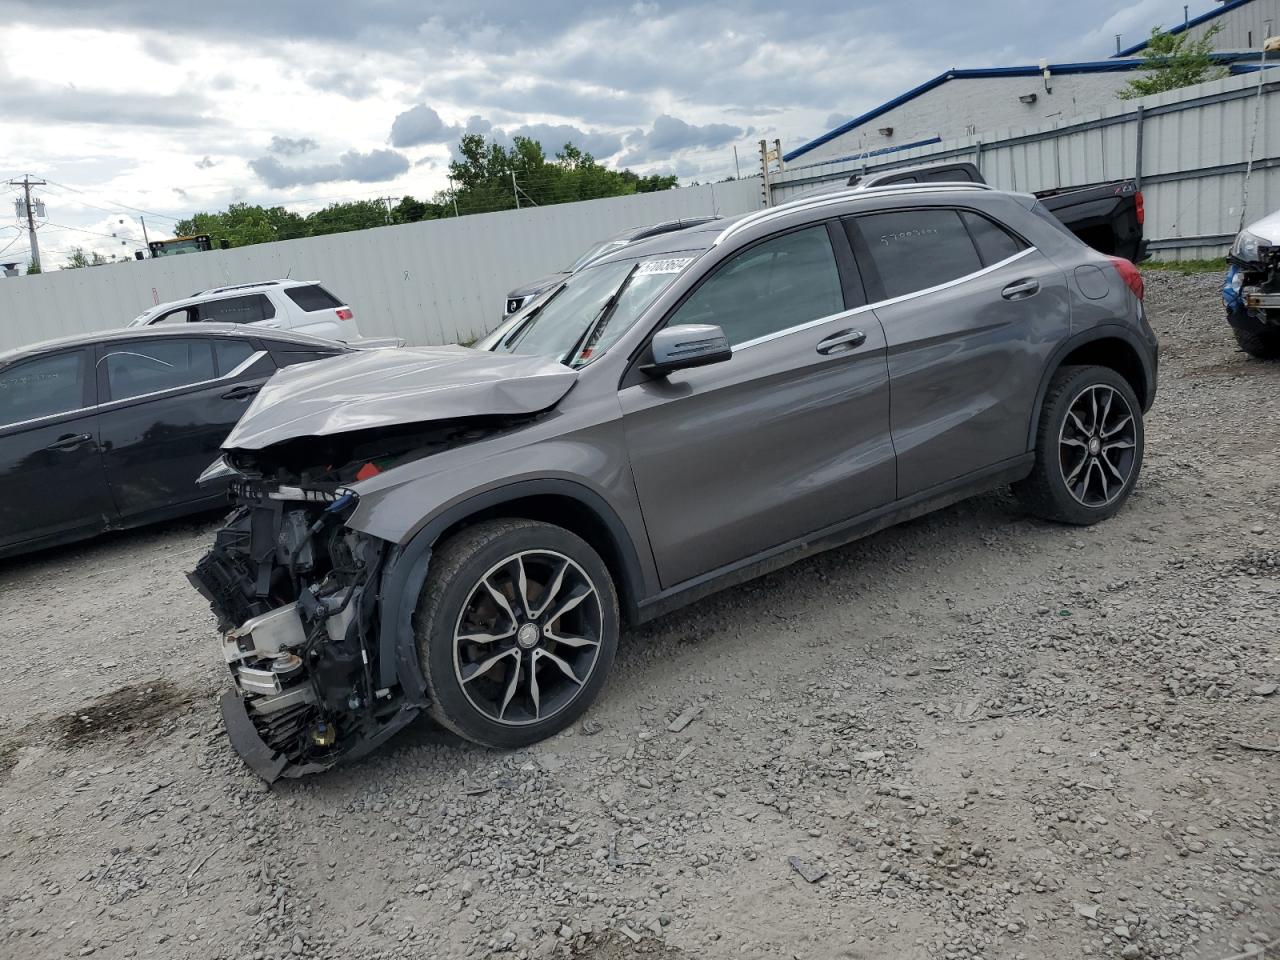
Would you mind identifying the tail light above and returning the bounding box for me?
[1135,190,1145,226]
[335,308,354,321]
[1108,256,1144,301]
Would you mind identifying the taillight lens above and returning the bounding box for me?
[1108,256,1144,300]
[336,307,354,321]
[1135,190,1145,226]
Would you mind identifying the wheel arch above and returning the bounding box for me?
[1026,326,1154,451]
[375,479,647,692]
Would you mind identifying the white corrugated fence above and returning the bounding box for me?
[769,71,1280,262]
[0,179,763,353]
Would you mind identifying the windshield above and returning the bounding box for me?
[489,254,695,367]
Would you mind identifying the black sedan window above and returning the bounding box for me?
[103,339,215,401]
[0,352,86,426]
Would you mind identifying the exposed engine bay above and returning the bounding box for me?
[189,416,537,780]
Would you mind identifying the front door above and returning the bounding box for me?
[96,336,273,517]
[845,205,1071,498]
[621,222,896,589]
[0,347,114,553]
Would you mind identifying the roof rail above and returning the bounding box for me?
[714,183,995,247]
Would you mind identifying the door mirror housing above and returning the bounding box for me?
[643,324,732,377]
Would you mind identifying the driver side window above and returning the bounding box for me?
[667,224,845,347]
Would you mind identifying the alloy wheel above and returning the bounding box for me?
[452,550,604,726]
[1057,383,1138,508]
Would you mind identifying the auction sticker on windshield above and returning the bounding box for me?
[636,257,694,276]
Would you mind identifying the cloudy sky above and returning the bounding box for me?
[0,0,1220,263]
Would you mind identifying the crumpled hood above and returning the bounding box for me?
[222,345,577,451]
[1244,208,1280,244]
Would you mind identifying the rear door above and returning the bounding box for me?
[845,205,1071,498]
[96,335,273,517]
[0,347,114,553]
[621,222,896,588]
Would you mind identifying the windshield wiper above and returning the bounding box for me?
[565,263,639,367]
[496,282,567,352]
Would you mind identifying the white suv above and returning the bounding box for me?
[128,279,361,342]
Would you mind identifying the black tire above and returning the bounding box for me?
[1233,326,1280,360]
[413,518,619,748]
[1013,364,1145,526]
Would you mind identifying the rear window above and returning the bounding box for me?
[960,211,1028,266]
[196,294,276,324]
[284,284,344,312]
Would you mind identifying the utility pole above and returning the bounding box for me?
[758,139,774,207]
[511,171,520,210]
[733,145,741,180]
[8,175,46,272]
[139,215,151,247]
[447,176,460,217]
[377,196,396,225]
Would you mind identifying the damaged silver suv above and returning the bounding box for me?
[192,184,1159,780]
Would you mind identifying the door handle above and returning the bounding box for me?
[221,385,261,401]
[1001,278,1040,300]
[45,433,93,451]
[816,329,867,355]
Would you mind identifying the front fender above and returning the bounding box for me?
[371,478,651,691]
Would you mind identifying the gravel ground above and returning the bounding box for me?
[1,270,1276,960]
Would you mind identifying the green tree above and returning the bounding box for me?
[303,199,389,236]
[61,246,108,269]
[1118,23,1227,100]
[25,259,41,275]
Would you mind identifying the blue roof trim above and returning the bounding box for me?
[785,59,1147,162]
[785,51,1256,163]
[1116,0,1253,57]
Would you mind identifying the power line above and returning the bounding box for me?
[41,221,143,244]
[40,177,181,222]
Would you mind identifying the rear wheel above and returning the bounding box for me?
[1014,364,1144,525]
[414,518,619,748]
[1233,326,1280,359]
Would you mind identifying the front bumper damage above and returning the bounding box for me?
[190,484,420,782]
[1225,257,1280,334]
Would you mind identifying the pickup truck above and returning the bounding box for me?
[848,162,1147,264]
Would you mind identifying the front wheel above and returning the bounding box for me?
[414,518,619,748]
[1013,364,1145,525]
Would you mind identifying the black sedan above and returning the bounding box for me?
[0,325,351,559]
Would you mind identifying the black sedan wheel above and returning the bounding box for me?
[414,519,619,747]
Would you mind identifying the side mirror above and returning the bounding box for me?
[643,324,732,377]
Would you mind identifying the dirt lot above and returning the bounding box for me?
[1,270,1276,960]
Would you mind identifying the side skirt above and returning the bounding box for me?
[635,454,1034,623]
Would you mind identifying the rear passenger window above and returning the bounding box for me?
[104,339,215,401]
[847,209,983,301]
[274,350,335,367]
[0,352,85,425]
[213,339,256,375]
[284,284,343,312]
[961,211,1027,266]
[196,294,275,324]
[668,225,844,346]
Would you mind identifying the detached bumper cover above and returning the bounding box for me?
[220,691,333,783]
[220,690,423,784]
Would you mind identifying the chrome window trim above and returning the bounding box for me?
[731,247,1036,353]
[714,184,994,247]
[96,348,270,407]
